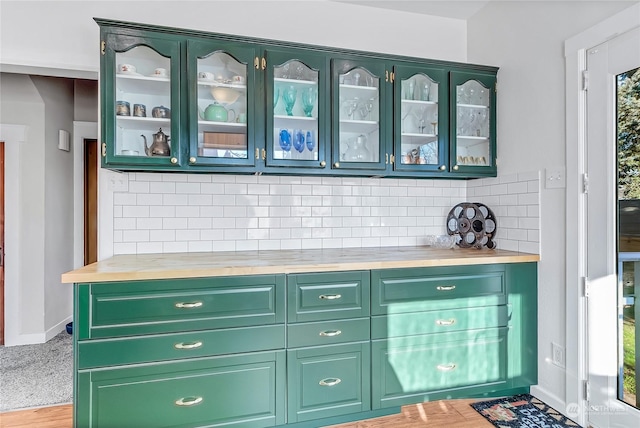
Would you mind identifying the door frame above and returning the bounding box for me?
[73,122,98,268]
[565,4,640,425]
[0,141,5,345]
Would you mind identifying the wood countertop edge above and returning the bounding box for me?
[61,253,540,284]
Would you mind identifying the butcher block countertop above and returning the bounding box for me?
[61,246,539,284]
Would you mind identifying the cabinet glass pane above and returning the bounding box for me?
[115,46,172,158]
[338,68,379,163]
[455,80,490,167]
[273,60,319,161]
[399,74,439,165]
[196,52,248,159]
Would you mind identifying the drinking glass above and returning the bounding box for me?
[273,87,280,108]
[301,87,317,117]
[293,129,305,153]
[279,129,292,152]
[306,130,315,152]
[282,86,297,116]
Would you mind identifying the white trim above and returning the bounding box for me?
[531,385,567,420]
[44,315,73,343]
[0,124,26,347]
[564,3,640,425]
[72,122,98,269]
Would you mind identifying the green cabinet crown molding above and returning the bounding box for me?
[97,18,498,179]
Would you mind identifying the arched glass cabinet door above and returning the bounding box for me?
[393,65,447,172]
[102,33,181,168]
[187,40,257,167]
[450,71,497,176]
[265,49,328,169]
[331,59,388,172]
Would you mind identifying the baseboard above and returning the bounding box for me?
[4,316,72,346]
[44,316,73,342]
[530,385,567,416]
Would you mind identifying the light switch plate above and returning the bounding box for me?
[545,167,566,189]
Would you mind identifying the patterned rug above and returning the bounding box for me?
[471,394,582,428]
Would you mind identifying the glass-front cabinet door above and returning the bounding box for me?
[102,33,181,168]
[266,50,328,169]
[450,71,496,175]
[393,65,447,173]
[331,59,388,172]
[187,40,257,167]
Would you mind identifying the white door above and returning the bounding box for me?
[586,26,640,428]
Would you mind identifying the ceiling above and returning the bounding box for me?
[333,1,492,20]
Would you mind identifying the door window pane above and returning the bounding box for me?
[338,67,379,163]
[617,66,640,409]
[196,51,248,159]
[400,73,439,165]
[115,46,171,157]
[273,60,319,161]
[455,79,490,166]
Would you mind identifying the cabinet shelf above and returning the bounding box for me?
[401,100,437,107]
[457,103,489,109]
[457,135,489,148]
[401,133,438,143]
[274,78,317,87]
[274,115,317,129]
[340,119,378,133]
[198,121,247,133]
[116,116,171,132]
[116,74,170,95]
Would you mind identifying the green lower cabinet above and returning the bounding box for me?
[287,342,371,423]
[371,328,508,409]
[75,351,286,428]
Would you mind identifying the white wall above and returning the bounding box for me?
[0,0,467,78]
[467,0,638,413]
[30,76,75,337]
[0,73,47,343]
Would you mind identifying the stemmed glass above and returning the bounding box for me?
[411,105,427,134]
[273,87,280,108]
[342,98,359,120]
[282,86,297,116]
[301,87,317,117]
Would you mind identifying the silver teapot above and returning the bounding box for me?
[141,128,170,157]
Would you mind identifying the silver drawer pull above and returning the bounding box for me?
[319,330,342,337]
[436,363,457,372]
[436,285,456,291]
[319,294,342,300]
[175,301,203,309]
[175,396,203,406]
[319,378,342,387]
[174,341,203,350]
[436,319,456,326]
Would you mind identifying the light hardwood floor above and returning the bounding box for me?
[0,400,493,428]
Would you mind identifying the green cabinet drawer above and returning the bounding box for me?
[287,318,370,348]
[78,324,285,369]
[371,305,508,339]
[76,274,285,339]
[287,271,370,322]
[75,350,286,428]
[371,328,508,409]
[287,343,370,423]
[371,265,506,315]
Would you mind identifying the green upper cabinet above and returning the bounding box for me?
[449,70,497,177]
[186,39,259,169]
[97,19,498,179]
[265,48,330,171]
[392,63,448,174]
[331,58,390,173]
[101,29,183,169]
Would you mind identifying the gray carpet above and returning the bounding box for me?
[0,330,73,411]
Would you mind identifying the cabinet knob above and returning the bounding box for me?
[439,165,446,171]
[320,160,326,167]
[170,157,178,164]
[453,165,459,171]
[189,157,196,164]
[333,162,340,168]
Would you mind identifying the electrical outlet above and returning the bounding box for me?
[545,168,566,189]
[552,342,565,368]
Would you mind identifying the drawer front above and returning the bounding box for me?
[76,351,286,428]
[288,271,370,322]
[78,324,285,369]
[287,318,370,348]
[77,274,285,339]
[371,305,508,339]
[371,265,506,315]
[372,328,507,409]
[287,343,370,423]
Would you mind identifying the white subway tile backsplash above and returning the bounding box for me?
[111,172,541,255]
